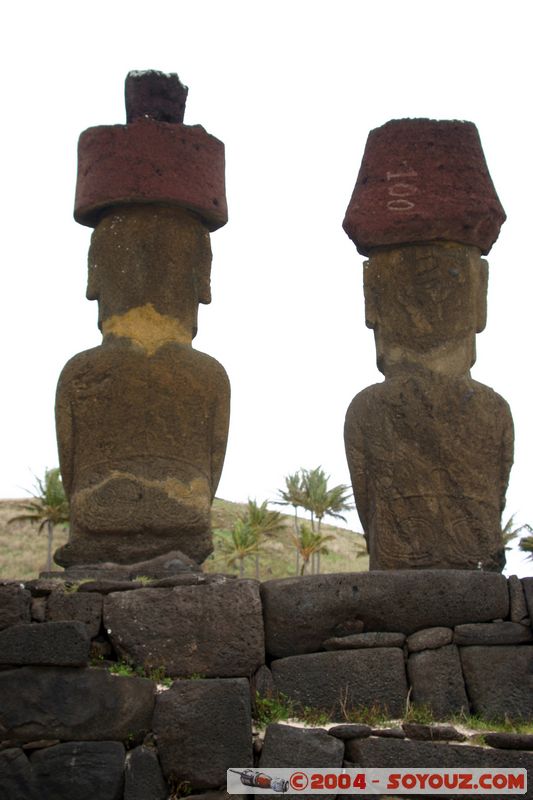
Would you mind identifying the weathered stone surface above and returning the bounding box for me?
[104,580,263,677]
[0,666,154,742]
[251,665,275,704]
[0,748,38,800]
[125,70,188,124]
[323,631,405,650]
[79,580,143,594]
[328,724,372,740]
[271,649,408,718]
[484,732,533,750]
[346,736,533,775]
[406,626,453,652]
[124,745,167,800]
[30,597,46,622]
[261,571,508,657]
[260,723,344,767]
[370,727,405,739]
[153,678,252,788]
[55,205,230,568]
[23,579,63,597]
[509,575,529,622]
[454,621,533,645]
[30,741,125,800]
[402,723,466,742]
[343,118,505,256]
[0,622,90,666]
[407,645,468,718]
[46,591,102,637]
[0,585,31,631]
[344,244,513,571]
[460,645,533,720]
[522,577,533,620]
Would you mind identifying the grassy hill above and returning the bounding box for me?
[0,497,368,581]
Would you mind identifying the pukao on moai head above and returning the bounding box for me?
[55,70,230,567]
[343,119,513,572]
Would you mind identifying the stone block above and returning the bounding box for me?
[323,632,405,650]
[523,578,533,620]
[124,745,167,800]
[46,591,103,637]
[509,575,529,622]
[402,723,466,742]
[30,741,125,800]
[30,597,46,622]
[484,732,533,750]
[328,724,372,740]
[104,580,264,677]
[406,626,453,652]
[153,678,252,789]
[0,621,90,666]
[343,118,505,255]
[271,649,408,719]
[0,666,154,743]
[0,585,31,631]
[260,723,344,767]
[407,645,468,718]
[460,645,533,720]
[261,571,508,657]
[454,621,533,645]
[0,747,38,800]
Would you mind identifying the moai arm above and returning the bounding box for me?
[344,394,370,537]
[55,363,75,499]
[210,368,231,501]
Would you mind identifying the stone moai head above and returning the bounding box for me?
[54,71,230,568]
[343,119,513,572]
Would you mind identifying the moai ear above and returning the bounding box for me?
[195,231,213,305]
[475,258,489,333]
[363,259,378,329]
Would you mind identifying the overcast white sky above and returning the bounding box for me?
[1,1,532,576]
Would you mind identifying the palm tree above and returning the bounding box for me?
[240,499,283,578]
[502,514,533,562]
[275,471,306,535]
[291,523,334,576]
[222,519,263,578]
[300,467,353,573]
[9,467,70,572]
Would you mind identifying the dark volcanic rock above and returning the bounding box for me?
[328,724,372,740]
[323,631,405,650]
[402,723,466,742]
[46,591,103,636]
[30,741,125,800]
[460,645,533,720]
[522,578,533,620]
[0,666,154,743]
[271,648,408,718]
[0,747,38,800]
[508,575,529,622]
[104,580,264,677]
[484,732,533,751]
[153,678,252,789]
[407,645,468,718]
[0,585,31,631]
[124,745,167,800]
[406,626,453,652]
[260,723,344,767]
[261,571,508,657]
[343,118,506,256]
[454,621,533,645]
[0,622,90,666]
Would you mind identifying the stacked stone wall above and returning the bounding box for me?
[1,570,533,798]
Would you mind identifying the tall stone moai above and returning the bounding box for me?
[55,70,230,567]
[343,119,513,572]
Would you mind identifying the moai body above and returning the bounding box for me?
[55,71,229,567]
[343,119,513,571]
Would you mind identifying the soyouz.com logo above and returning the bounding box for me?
[227,767,527,794]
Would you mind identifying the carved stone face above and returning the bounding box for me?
[87,204,212,337]
[364,243,488,375]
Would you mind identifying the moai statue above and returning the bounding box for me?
[343,119,513,571]
[55,71,230,567]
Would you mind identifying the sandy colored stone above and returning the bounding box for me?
[343,118,505,255]
[55,206,230,567]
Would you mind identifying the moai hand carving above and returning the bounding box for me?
[55,71,229,567]
[343,119,513,571]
